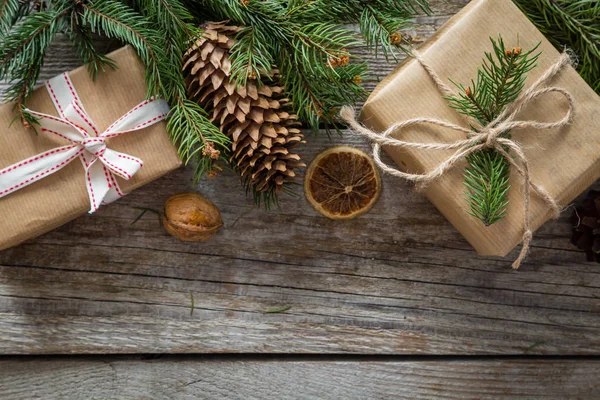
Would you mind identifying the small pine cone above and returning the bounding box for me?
[183,21,305,196]
[571,190,600,262]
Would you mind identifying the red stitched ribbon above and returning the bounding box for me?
[0,72,170,213]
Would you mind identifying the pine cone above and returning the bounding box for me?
[183,21,305,197]
[571,190,600,262]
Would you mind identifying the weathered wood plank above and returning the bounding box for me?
[1,357,599,399]
[1,0,599,355]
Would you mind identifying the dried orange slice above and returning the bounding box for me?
[304,146,381,220]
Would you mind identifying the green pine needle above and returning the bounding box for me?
[523,340,546,354]
[464,149,511,226]
[189,291,195,315]
[263,305,292,314]
[68,21,118,81]
[131,206,161,225]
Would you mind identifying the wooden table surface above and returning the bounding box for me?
[1,1,599,398]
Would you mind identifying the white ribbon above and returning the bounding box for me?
[0,72,170,213]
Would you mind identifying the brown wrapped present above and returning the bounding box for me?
[0,46,182,251]
[353,0,600,262]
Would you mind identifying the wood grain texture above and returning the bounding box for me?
[1,0,599,355]
[1,357,599,399]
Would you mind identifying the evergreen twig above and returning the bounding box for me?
[133,0,226,177]
[0,8,68,125]
[68,18,117,81]
[81,0,166,97]
[167,99,229,181]
[514,0,600,93]
[446,36,541,226]
[0,0,22,32]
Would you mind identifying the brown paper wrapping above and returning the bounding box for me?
[360,0,600,256]
[0,46,182,250]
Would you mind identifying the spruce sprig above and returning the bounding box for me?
[446,36,541,226]
[287,0,429,58]
[67,18,117,80]
[167,99,228,183]
[228,26,273,88]
[0,8,68,125]
[131,0,228,177]
[513,0,600,93]
[81,0,166,97]
[0,0,23,33]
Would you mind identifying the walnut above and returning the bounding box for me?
[163,193,223,242]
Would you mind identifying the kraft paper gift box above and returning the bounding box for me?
[359,0,600,256]
[0,46,182,251]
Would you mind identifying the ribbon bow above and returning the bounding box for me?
[341,51,575,269]
[0,72,170,213]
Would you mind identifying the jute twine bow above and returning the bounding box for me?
[340,51,575,269]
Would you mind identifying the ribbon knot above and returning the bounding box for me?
[0,72,170,213]
[81,137,107,156]
[476,128,501,148]
[341,51,575,269]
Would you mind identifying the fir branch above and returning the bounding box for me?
[513,0,600,93]
[167,99,230,181]
[247,179,300,210]
[81,0,166,98]
[279,56,367,132]
[0,8,67,120]
[0,0,19,32]
[68,13,117,80]
[134,0,198,66]
[0,7,68,76]
[286,0,429,25]
[134,0,229,181]
[464,150,510,226]
[229,26,273,87]
[293,22,357,66]
[286,0,426,58]
[447,37,541,124]
[359,6,410,60]
[446,36,541,226]
[136,0,196,37]
[0,0,34,33]
[134,0,190,100]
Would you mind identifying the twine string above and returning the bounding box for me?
[340,51,574,269]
